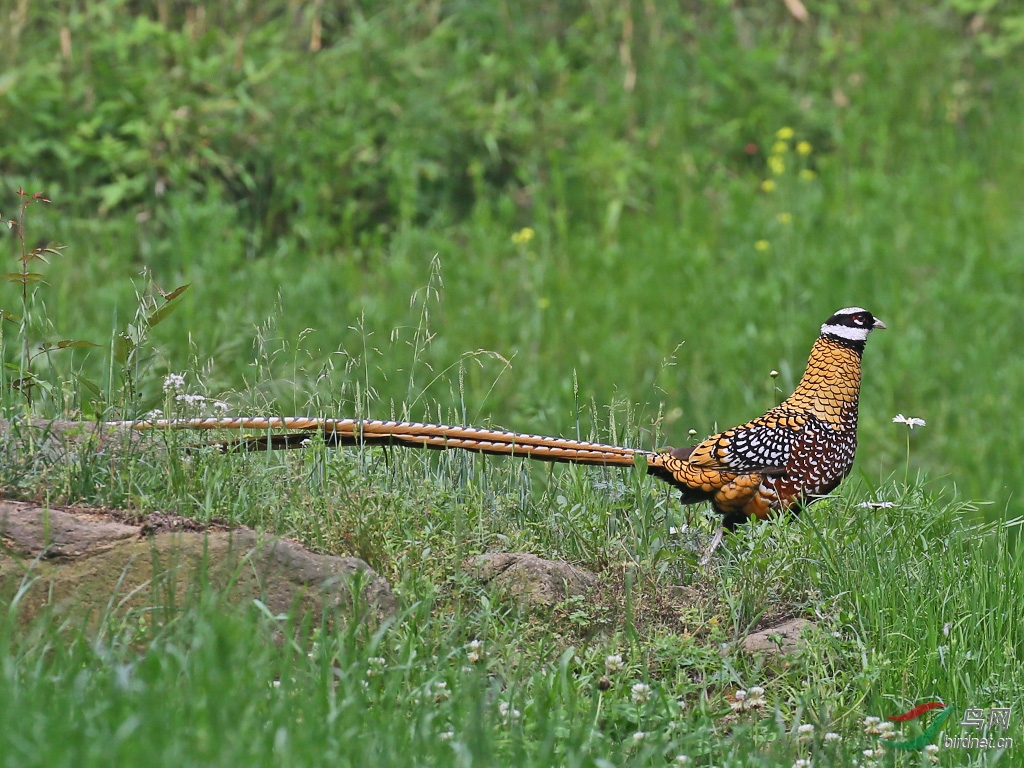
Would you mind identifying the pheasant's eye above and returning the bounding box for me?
[852,314,865,325]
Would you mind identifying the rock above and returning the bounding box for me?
[742,617,812,655]
[0,502,139,559]
[0,501,395,624]
[465,552,597,608]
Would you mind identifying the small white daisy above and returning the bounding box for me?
[892,414,926,429]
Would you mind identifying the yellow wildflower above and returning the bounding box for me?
[796,141,812,155]
[537,297,550,309]
[799,169,817,181]
[754,240,770,252]
[771,140,789,155]
[511,227,535,245]
[768,156,785,175]
[777,212,793,224]
[776,127,794,140]
[760,179,776,193]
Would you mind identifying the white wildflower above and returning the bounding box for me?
[731,690,748,711]
[632,731,646,742]
[466,639,483,663]
[605,654,624,673]
[163,373,185,392]
[824,731,842,742]
[746,686,766,709]
[630,682,651,703]
[797,723,815,738]
[892,414,926,429]
[213,400,230,412]
[674,757,692,766]
[793,760,812,768]
[498,701,521,722]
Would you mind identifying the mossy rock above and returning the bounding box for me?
[0,501,395,626]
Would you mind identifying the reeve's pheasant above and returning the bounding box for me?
[110,307,885,542]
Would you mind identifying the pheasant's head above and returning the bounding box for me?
[820,307,886,348]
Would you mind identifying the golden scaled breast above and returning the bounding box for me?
[785,338,863,426]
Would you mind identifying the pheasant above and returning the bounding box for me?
[109,307,885,554]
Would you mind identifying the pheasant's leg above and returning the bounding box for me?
[699,526,725,566]
[698,476,767,565]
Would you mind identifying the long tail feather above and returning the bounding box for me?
[106,417,658,468]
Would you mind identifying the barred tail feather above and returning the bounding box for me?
[106,417,656,468]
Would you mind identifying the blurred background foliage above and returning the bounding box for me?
[1,0,1023,515]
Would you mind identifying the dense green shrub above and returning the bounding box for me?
[4,1,1002,256]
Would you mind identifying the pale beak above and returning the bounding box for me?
[873,318,887,330]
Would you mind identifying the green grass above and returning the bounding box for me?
[2,1,1024,765]
[1,426,1020,766]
